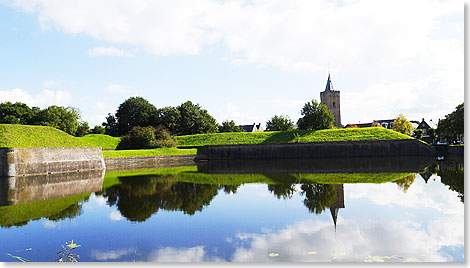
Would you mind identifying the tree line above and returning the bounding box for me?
[0,97,463,145]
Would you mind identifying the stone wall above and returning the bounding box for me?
[195,140,435,161]
[105,155,196,171]
[0,147,105,177]
[0,169,104,206]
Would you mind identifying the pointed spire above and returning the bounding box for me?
[325,73,334,91]
[330,207,339,232]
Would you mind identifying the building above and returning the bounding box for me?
[320,74,342,128]
[417,118,437,134]
[239,123,263,132]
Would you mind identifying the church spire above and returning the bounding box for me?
[325,73,334,91]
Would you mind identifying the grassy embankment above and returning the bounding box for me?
[0,125,195,158]
[174,127,413,147]
[0,124,90,147]
[79,134,121,149]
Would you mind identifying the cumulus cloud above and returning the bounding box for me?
[0,88,72,108]
[1,0,462,122]
[230,216,462,262]
[87,46,133,57]
[147,246,224,262]
[109,210,123,221]
[91,249,134,261]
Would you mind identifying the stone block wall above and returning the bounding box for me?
[0,147,105,177]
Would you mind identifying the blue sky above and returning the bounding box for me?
[0,0,464,128]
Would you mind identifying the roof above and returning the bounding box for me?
[239,123,263,132]
[418,118,437,129]
[325,73,334,91]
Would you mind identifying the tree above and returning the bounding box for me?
[0,102,35,124]
[104,97,159,136]
[176,101,218,135]
[75,121,90,137]
[437,103,464,141]
[90,125,106,134]
[413,129,424,140]
[266,115,295,131]
[35,106,81,135]
[392,114,412,136]
[156,106,181,135]
[218,120,242,133]
[300,183,337,214]
[297,100,334,130]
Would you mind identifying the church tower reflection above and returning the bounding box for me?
[329,184,345,230]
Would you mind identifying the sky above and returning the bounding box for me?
[0,0,464,128]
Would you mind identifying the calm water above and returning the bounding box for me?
[0,157,464,262]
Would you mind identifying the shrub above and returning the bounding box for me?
[117,126,176,150]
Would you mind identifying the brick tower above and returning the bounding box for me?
[320,74,341,128]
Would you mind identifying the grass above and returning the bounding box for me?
[102,147,197,158]
[174,127,413,147]
[0,124,91,148]
[79,134,121,149]
[101,165,413,189]
[0,193,90,228]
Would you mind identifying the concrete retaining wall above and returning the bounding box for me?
[0,147,105,177]
[105,155,196,171]
[195,139,435,161]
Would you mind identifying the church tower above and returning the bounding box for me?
[320,74,341,128]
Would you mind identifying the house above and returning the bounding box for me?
[344,121,381,128]
[417,118,437,133]
[374,119,395,129]
[239,123,263,132]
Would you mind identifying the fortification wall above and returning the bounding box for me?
[0,147,105,177]
[104,154,195,171]
[195,139,435,161]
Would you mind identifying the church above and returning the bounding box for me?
[320,74,342,128]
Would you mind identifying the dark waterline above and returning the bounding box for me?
[0,157,463,262]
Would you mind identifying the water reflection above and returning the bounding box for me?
[0,157,464,262]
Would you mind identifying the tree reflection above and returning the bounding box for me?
[300,183,338,214]
[268,184,296,200]
[395,174,416,192]
[438,168,464,203]
[102,175,220,222]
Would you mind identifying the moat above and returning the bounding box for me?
[0,157,463,262]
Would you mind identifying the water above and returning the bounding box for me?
[0,157,464,262]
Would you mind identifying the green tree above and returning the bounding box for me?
[104,97,159,136]
[117,125,176,150]
[35,106,81,135]
[395,174,416,192]
[266,115,295,131]
[218,120,242,133]
[413,129,424,140]
[90,125,106,134]
[75,121,90,137]
[392,114,412,136]
[177,101,218,135]
[0,102,35,125]
[297,100,334,130]
[437,103,464,141]
[156,106,181,135]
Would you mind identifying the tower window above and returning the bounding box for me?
[333,102,336,108]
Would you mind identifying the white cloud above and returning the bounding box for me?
[42,220,57,229]
[87,46,132,57]
[109,210,123,221]
[147,246,224,262]
[1,0,462,121]
[91,249,134,261]
[230,216,462,262]
[0,88,72,108]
